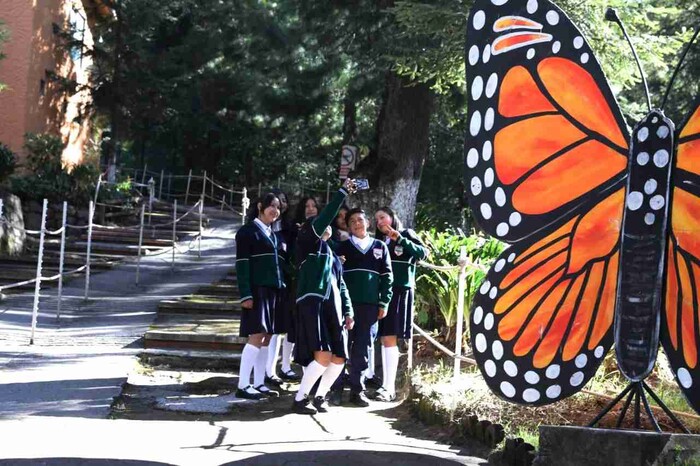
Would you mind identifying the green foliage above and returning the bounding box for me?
[0,143,17,183]
[11,133,98,205]
[415,229,505,339]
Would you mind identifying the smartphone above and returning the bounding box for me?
[355,178,370,191]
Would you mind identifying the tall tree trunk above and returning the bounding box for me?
[354,72,434,228]
[342,93,357,145]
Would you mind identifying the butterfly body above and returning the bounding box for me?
[466,0,700,412]
[615,110,675,381]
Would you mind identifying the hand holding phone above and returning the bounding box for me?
[355,179,370,191]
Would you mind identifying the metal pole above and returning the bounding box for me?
[136,204,145,285]
[167,173,172,201]
[56,201,67,320]
[93,174,102,206]
[220,194,225,211]
[277,176,280,188]
[210,174,214,202]
[30,198,48,344]
[242,187,248,220]
[230,185,234,207]
[326,181,331,204]
[141,164,147,186]
[84,200,94,301]
[198,195,203,259]
[148,177,154,226]
[453,246,468,379]
[185,169,192,205]
[159,169,164,199]
[258,182,262,197]
[172,199,177,271]
[202,170,207,204]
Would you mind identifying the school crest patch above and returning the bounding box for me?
[394,245,404,256]
[373,247,382,260]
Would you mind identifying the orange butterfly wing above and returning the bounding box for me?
[661,99,700,412]
[466,0,630,404]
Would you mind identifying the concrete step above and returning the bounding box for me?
[144,314,245,350]
[157,299,242,314]
[138,348,242,371]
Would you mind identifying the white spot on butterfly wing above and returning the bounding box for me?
[484,168,495,187]
[470,111,482,136]
[475,333,487,352]
[483,44,492,63]
[471,76,484,100]
[644,213,655,225]
[500,381,516,398]
[657,126,669,138]
[594,346,604,358]
[570,371,584,387]
[473,11,486,30]
[495,187,506,206]
[492,341,504,360]
[469,45,480,66]
[467,148,479,168]
[504,360,518,377]
[545,364,560,379]
[485,360,497,377]
[527,48,535,60]
[650,195,665,211]
[527,0,538,14]
[489,286,498,299]
[497,223,509,237]
[471,177,482,196]
[637,152,649,165]
[523,388,540,403]
[575,354,587,368]
[644,179,657,194]
[484,313,494,330]
[480,280,491,294]
[473,306,484,325]
[494,259,505,272]
[546,385,561,399]
[678,368,693,389]
[525,371,539,384]
[482,141,493,161]
[627,191,643,211]
[509,212,521,226]
[491,0,508,5]
[546,10,559,25]
[484,108,495,131]
[573,36,584,49]
[507,252,516,262]
[485,73,498,98]
[637,127,649,142]
[580,53,589,64]
[481,203,493,219]
[552,41,561,54]
[653,149,669,167]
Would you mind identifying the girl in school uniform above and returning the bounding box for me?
[235,192,287,400]
[295,196,320,227]
[292,180,356,414]
[372,207,428,402]
[266,189,300,384]
[330,208,393,407]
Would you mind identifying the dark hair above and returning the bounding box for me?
[246,192,280,223]
[295,196,320,224]
[346,208,367,223]
[374,206,403,239]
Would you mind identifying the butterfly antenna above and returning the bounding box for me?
[661,26,700,111]
[606,8,652,112]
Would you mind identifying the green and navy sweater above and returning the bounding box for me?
[335,237,393,309]
[235,221,286,303]
[382,229,428,289]
[295,188,353,318]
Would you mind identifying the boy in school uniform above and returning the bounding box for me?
[330,208,393,407]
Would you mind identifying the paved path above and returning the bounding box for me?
[0,217,489,465]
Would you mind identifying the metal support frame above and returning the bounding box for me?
[30,199,48,344]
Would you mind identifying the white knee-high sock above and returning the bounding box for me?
[381,345,388,385]
[266,334,281,377]
[238,344,260,389]
[295,360,327,402]
[254,346,269,387]
[385,346,400,395]
[281,338,294,373]
[316,362,345,399]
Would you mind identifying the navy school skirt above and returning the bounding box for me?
[239,286,284,337]
[378,287,414,340]
[273,280,296,340]
[293,297,349,367]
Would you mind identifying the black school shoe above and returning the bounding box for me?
[348,391,370,407]
[254,384,280,397]
[280,369,301,381]
[235,385,264,400]
[312,396,329,413]
[265,375,283,387]
[292,396,317,415]
[364,376,383,390]
[329,389,343,406]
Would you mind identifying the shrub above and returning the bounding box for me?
[415,229,505,344]
[0,143,17,183]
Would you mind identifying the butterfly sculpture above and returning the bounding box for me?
[465,0,700,415]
